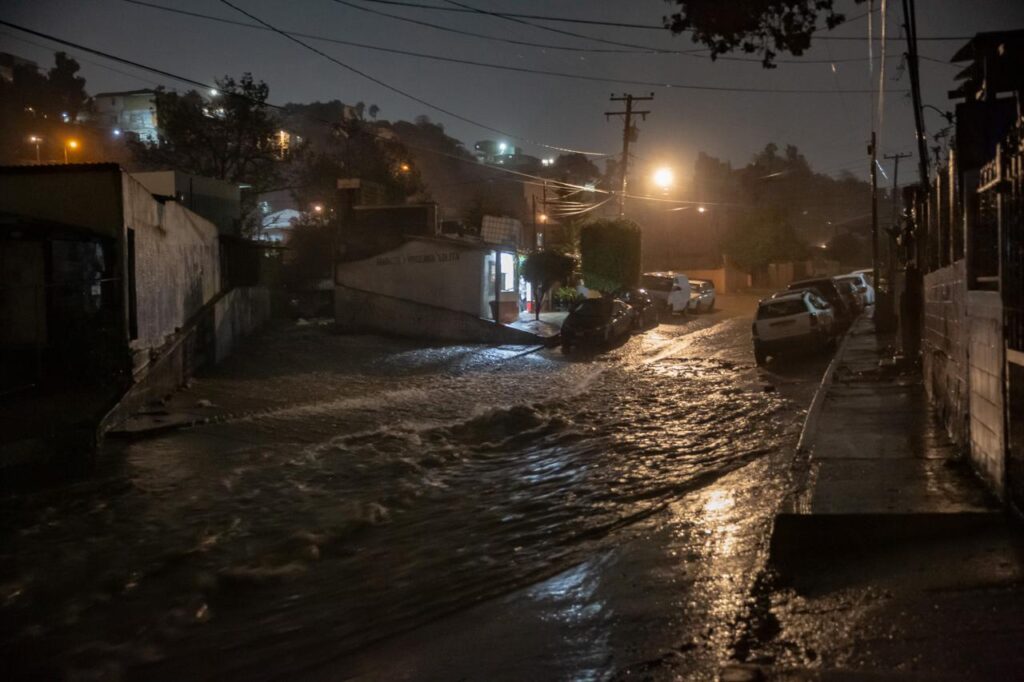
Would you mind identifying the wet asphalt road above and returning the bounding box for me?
[0,295,830,681]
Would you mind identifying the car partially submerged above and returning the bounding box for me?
[687,279,716,313]
[640,272,691,315]
[787,277,852,330]
[837,272,875,306]
[753,291,836,364]
[561,297,634,353]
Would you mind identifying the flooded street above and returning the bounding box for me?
[1,295,829,681]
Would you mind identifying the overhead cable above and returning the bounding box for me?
[215,0,607,156]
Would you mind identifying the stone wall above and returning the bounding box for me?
[922,261,969,445]
[967,290,1005,494]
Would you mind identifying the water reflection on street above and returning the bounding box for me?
[0,297,827,680]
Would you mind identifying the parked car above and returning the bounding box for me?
[561,297,634,352]
[753,291,836,364]
[640,272,691,314]
[787,277,852,330]
[620,288,659,329]
[687,279,717,313]
[833,277,864,314]
[839,272,875,305]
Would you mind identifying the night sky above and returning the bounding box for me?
[3,0,1024,184]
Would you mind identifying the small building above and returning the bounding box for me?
[0,163,270,466]
[334,205,535,343]
[91,89,159,142]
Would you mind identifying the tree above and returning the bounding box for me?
[722,205,808,272]
[521,250,576,320]
[282,212,335,289]
[0,52,93,164]
[128,73,281,234]
[663,1,864,67]
[579,218,642,293]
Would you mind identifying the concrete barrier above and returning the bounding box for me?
[335,285,543,345]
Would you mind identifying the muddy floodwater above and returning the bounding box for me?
[1,296,828,681]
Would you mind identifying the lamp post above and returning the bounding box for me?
[64,139,79,164]
[28,135,42,163]
[653,166,674,194]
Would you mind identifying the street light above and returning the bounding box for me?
[697,206,707,214]
[28,135,42,163]
[64,139,79,164]
[653,167,674,191]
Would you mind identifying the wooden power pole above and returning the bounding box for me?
[605,93,653,217]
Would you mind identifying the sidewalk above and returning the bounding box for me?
[735,315,1024,680]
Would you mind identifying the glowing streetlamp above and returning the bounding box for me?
[28,135,42,163]
[652,167,674,192]
[697,206,707,214]
[64,138,79,164]
[312,203,324,214]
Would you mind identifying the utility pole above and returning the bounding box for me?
[605,93,653,217]
[884,151,912,300]
[884,152,911,227]
[870,132,879,294]
[901,0,929,189]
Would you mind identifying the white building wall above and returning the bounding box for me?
[336,238,485,317]
[121,174,220,355]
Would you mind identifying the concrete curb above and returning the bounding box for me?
[794,320,858,455]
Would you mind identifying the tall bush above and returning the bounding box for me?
[579,218,642,293]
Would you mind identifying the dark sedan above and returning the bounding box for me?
[561,297,634,353]
[620,288,660,329]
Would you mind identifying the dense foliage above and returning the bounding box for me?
[579,219,642,293]
[129,74,281,233]
[521,250,577,320]
[663,0,865,67]
[0,52,96,164]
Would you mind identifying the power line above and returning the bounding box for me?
[124,0,896,67]
[438,0,675,54]
[119,1,894,94]
[349,1,966,41]
[0,18,605,196]
[355,0,875,33]
[214,0,606,156]
[331,0,675,54]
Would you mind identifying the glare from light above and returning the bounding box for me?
[209,88,219,97]
[67,139,79,149]
[697,206,707,214]
[28,135,41,143]
[653,167,674,190]
[312,203,324,213]
[112,128,121,136]
[498,142,507,153]
[539,213,548,223]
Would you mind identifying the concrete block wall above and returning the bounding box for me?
[966,290,1005,494]
[214,286,272,363]
[922,261,969,445]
